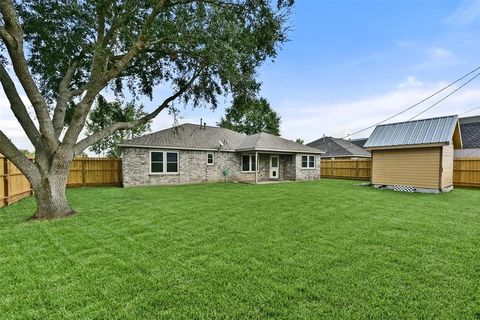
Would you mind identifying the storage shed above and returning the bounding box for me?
[364,115,462,193]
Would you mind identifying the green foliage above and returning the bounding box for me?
[295,138,304,144]
[219,95,281,135]
[17,0,293,108]
[0,180,479,318]
[86,96,150,157]
[18,149,35,157]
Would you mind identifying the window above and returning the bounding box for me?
[301,155,315,169]
[150,151,178,174]
[151,152,163,173]
[207,153,214,165]
[242,154,257,172]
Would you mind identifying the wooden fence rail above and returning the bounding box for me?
[321,158,480,188]
[321,159,372,180]
[0,155,122,208]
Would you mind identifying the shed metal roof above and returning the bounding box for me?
[364,115,459,149]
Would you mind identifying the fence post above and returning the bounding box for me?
[81,158,86,187]
[3,158,9,206]
[331,160,334,177]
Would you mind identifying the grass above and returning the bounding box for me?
[0,179,479,319]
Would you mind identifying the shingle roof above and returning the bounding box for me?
[237,132,324,154]
[364,115,459,149]
[307,136,371,157]
[119,123,246,151]
[459,115,480,149]
[350,138,368,148]
[120,123,324,154]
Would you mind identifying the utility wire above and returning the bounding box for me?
[340,65,480,139]
[311,66,480,156]
[407,71,480,121]
[460,105,480,116]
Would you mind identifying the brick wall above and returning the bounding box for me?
[122,147,320,187]
[295,154,321,181]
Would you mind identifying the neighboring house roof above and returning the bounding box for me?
[459,115,480,149]
[364,115,460,149]
[350,138,368,148]
[306,136,371,158]
[237,132,324,154]
[120,123,324,154]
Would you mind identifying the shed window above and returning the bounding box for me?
[207,153,214,165]
[150,151,178,174]
[301,155,315,169]
[242,154,257,172]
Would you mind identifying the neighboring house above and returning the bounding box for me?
[364,115,462,193]
[455,115,480,158]
[350,138,368,148]
[307,136,371,159]
[119,123,324,187]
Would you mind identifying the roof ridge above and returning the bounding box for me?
[375,114,458,128]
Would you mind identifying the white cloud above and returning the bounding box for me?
[447,0,480,25]
[430,47,453,59]
[396,76,423,89]
[278,80,480,143]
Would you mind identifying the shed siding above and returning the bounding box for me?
[371,147,441,189]
[441,144,454,188]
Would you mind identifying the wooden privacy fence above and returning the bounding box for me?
[321,158,480,187]
[453,158,480,187]
[0,155,122,208]
[321,159,372,180]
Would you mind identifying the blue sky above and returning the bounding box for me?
[151,0,480,142]
[2,0,480,150]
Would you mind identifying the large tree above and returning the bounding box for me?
[86,96,151,157]
[0,0,293,219]
[218,95,281,135]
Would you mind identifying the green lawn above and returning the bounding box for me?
[0,180,479,319]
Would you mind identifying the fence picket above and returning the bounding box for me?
[0,155,122,208]
[321,158,480,187]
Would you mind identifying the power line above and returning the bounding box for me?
[407,71,480,121]
[341,65,480,139]
[460,106,480,116]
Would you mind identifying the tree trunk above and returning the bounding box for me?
[31,157,75,220]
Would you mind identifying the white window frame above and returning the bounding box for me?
[149,150,179,174]
[206,153,214,166]
[241,154,259,172]
[301,154,316,169]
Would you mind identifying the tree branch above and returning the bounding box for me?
[62,5,164,147]
[52,59,82,137]
[0,63,44,148]
[0,130,40,184]
[0,0,59,152]
[74,70,200,154]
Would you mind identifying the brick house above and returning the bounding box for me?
[119,123,324,187]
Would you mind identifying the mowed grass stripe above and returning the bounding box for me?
[0,179,479,319]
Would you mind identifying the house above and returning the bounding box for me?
[364,115,462,193]
[119,123,324,187]
[455,115,480,158]
[350,138,369,148]
[307,136,371,159]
